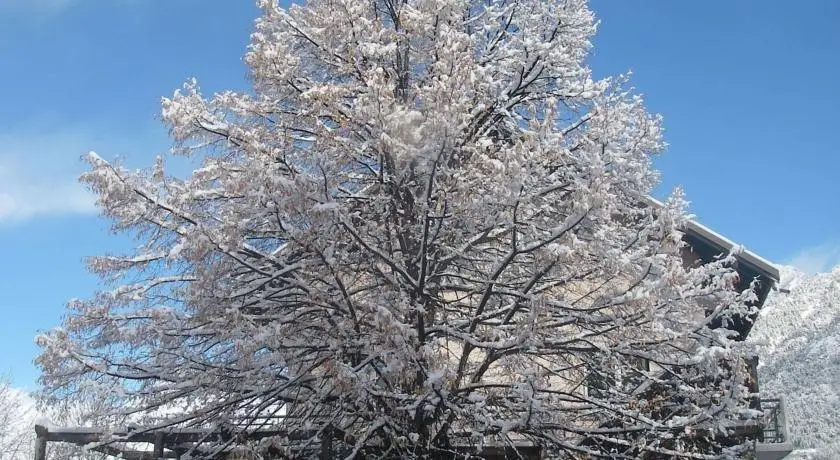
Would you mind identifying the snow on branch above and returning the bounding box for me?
[38,0,757,458]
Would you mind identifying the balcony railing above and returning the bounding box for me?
[758,398,787,444]
[750,398,794,460]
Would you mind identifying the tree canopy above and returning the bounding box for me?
[38,0,758,458]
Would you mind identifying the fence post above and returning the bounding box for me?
[34,425,48,460]
[153,431,165,459]
[319,425,333,460]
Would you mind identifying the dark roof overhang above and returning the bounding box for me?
[682,219,779,284]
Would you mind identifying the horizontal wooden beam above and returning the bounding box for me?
[91,444,179,459]
[34,424,542,459]
[34,424,306,444]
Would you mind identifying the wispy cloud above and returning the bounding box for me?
[785,240,840,275]
[0,117,168,224]
[0,125,99,223]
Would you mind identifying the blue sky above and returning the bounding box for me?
[0,0,838,388]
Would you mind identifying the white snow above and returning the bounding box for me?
[749,265,840,459]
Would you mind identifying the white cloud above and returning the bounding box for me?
[0,117,168,224]
[0,127,99,223]
[785,240,840,275]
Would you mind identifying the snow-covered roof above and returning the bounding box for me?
[682,219,780,283]
[645,196,779,283]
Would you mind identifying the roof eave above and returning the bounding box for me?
[683,219,780,283]
[643,196,779,283]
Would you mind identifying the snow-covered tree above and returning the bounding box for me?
[0,377,33,458]
[37,0,759,457]
[0,377,110,460]
[749,266,840,460]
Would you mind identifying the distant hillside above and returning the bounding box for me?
[749,266,840,459]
